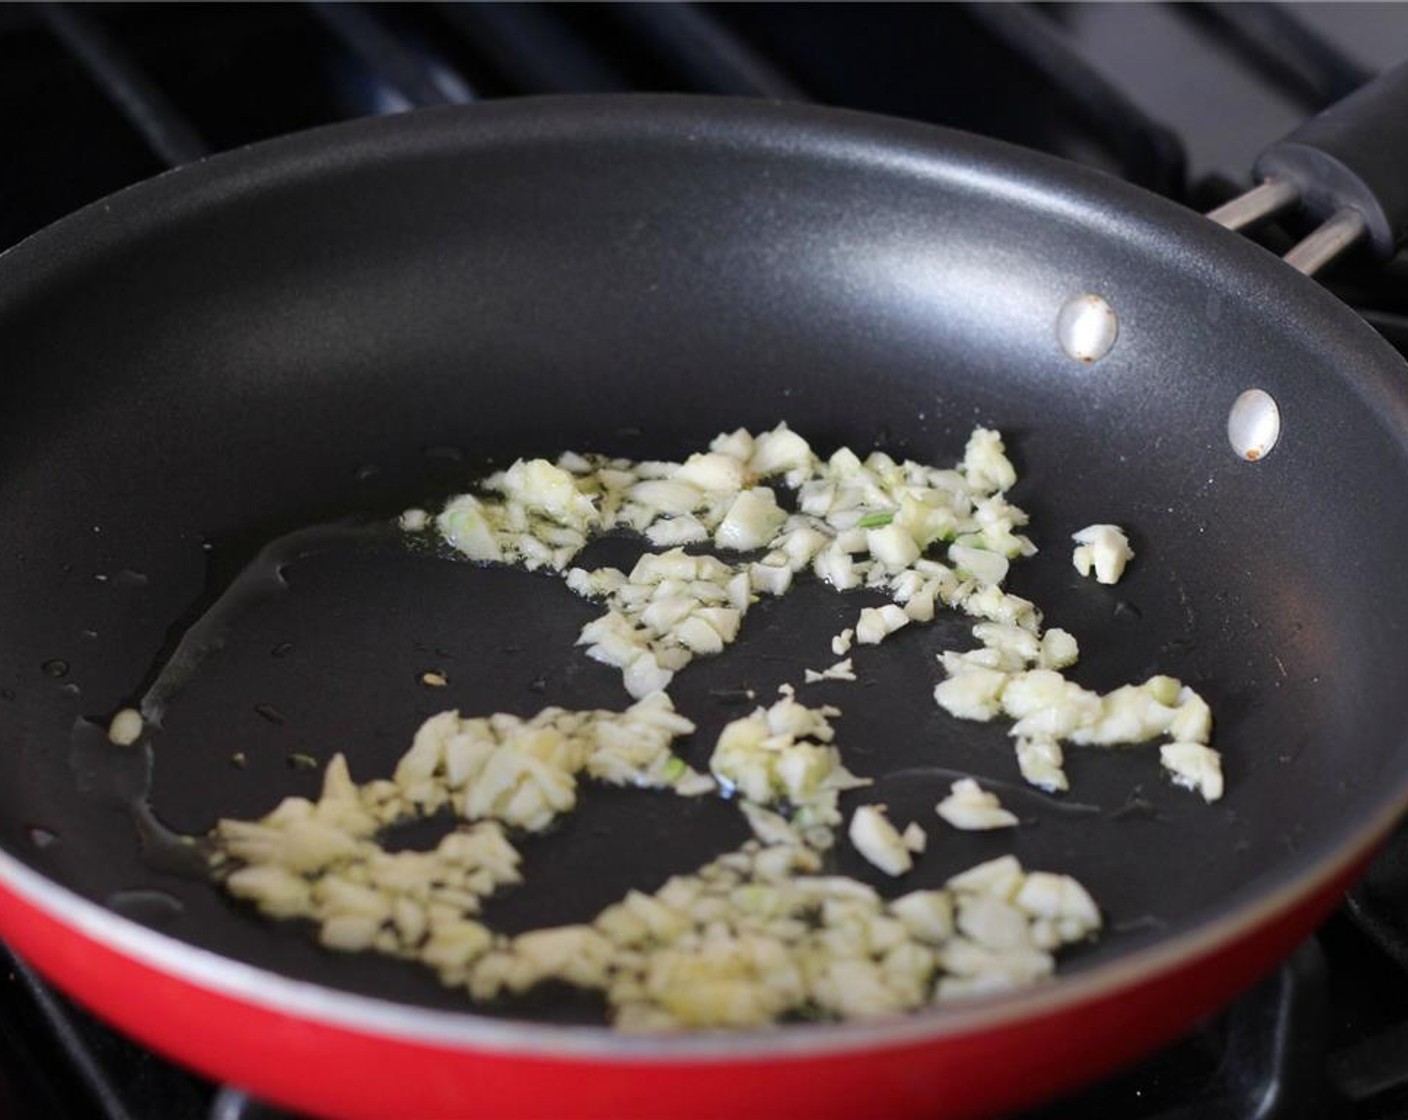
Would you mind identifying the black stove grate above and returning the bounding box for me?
[1,2,1234,248]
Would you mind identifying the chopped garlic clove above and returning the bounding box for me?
[955,584,1041,630]
[936,778,1019,831]
[972,622,1040,664]
[811,958,907,1020]
[675,615,726,655]
[225,865,312,919]
[933,668,1008,721]
[499,459,599,524]
[867,522,921,569]
[901,822,928,853]
[1002,670,1101,739]
[508,925,617,991]
[1071,524,1134,585]
[814,541,861,591]
[715,488,787,551]
[946,855,1024,900]
[710,427,755,462]
[320,914,383,953]
[855,604,910,645]
[948,544,1010,586]
[1038,628,1080,670]
[1067,680,1178,745]
[956,894,1030,952]
[939,940,1053,987]
[675,451,747,493]
[1014,872,1101,935]
[740,802,801,847]
[889,890,954,943]
[1015,736,1068,793]
[436,497,504,563]
[962,429,1018,493]
[749,561,793,596]
[645,515,710,547]
[709,694,855,819]
[622,653,674,700]
[780,525,831,570]
[107,708,143,746]
[935,972,1023,1003]
[421,921,493,976]
[749,425,815,477]
[1160,741,1224,801]
[1168,687,1213,744]
[805,658,857,684]
[848,805,913,877]
[628,479,702,516]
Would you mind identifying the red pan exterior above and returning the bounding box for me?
[0,851,1370,1119]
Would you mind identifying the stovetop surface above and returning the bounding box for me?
[7,5,1408,1118]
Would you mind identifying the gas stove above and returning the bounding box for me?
[5,5,1408,1117]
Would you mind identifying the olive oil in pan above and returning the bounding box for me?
[67,518,412,883]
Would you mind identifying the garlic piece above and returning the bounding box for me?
[1015,737,1068,793]
[933,668,1007,721]
[848,805,913,877]
[107,708,143,746]
[962,428,1018,493]
[715,488,787,551]
[1160,741,1224,802]
[901,821,928,853]
[804,658,857,684]
[935,779,1018,831]
[855,604,910,645]
[1072,524,1134,585]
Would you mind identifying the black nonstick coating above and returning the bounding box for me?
[3,96,1408,1022]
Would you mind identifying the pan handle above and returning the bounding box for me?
[1207,58,1408,276]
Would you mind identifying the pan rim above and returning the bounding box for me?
[0,804,1397,1059]
[4,92,1408,1060]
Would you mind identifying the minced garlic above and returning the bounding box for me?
[419,424,1042,696]
[468,843,1100,1030]
[206,422,1200,1032]
[708,692,869,850]
[934,617,1221,800]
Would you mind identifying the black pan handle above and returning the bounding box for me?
[1208,58,1408,275]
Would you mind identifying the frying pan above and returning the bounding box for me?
[4,62,1408,1120]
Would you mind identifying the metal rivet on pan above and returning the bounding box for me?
[1227,389,1281,461]
[1056,293,1118,363]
